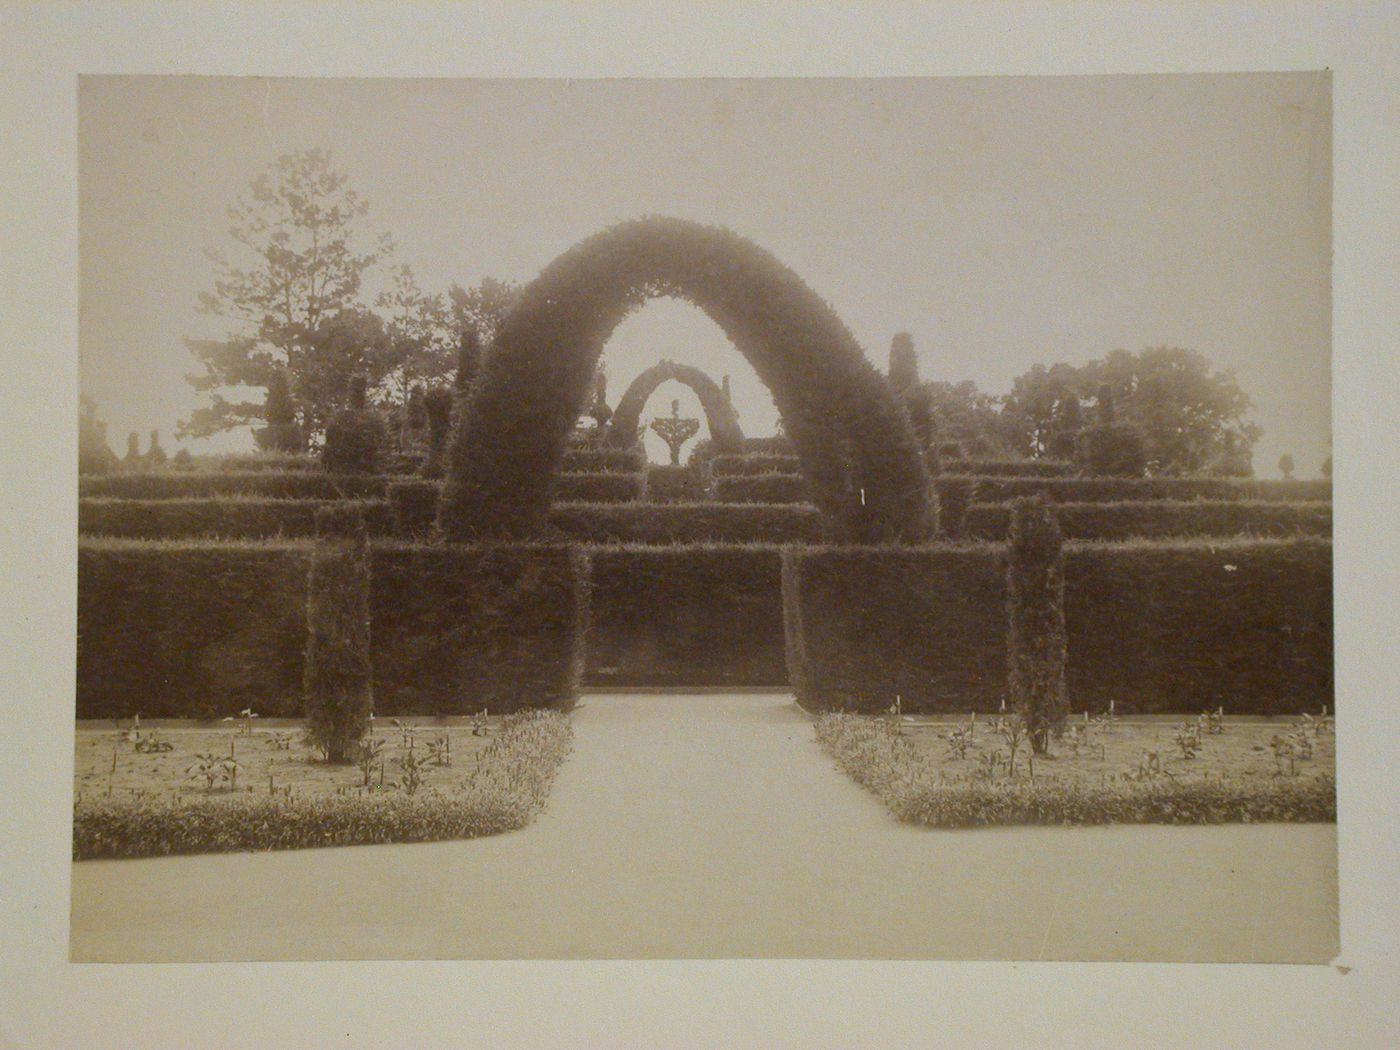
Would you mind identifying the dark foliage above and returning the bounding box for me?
[418,387,454,478]
[1062,537,1332,715]
[1077,420,1148,477]
[963,500,1332,542]
[586,546,786,687]
[781,537,1332,715]
[545,502,825,544]
[710,453,801,477]
[782,545,1008,714]
[714,473,811,504]
[554,471,645,503]
[321,375,388,475]
[253,370,305,452]
[78,398,118,475]
[77,541,311,719]
[605,360,745,452]
[939,476,1330,504]
[935,476,978,539]
[438,216,934,542]
[560,445,647,473]
[940,459,1076,478]
[369,544,588,715]
[80,497,396,540]
[388,481,439,538]
[1006,498,1068,753]
[304,507,373,762]
[80,471,388,500]
[644,464,711,503]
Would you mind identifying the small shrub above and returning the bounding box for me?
[304,507,373,762]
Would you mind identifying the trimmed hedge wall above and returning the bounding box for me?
[782,545,1007,714]
[561,445,647,473]
[710,453,801,477]
[585,545,787,686]
[78,541,311,719]
[714,473,811,505]
[781,537,1332,715]
[964,500,1333,541]
[546,502,825,544]
[554,471,645,503]
[942,459,1076,478]
[943,476,1331,504]
[80,498,396,540]
[80,471,388,500]
[644,464,711,503]
[368,543,588,715]
[76,540,590,719]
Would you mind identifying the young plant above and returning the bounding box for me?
[1175,720,1202,760]
[356,737,385,788]
[425,733,452,767]
[397,749,426,796]
[993,715,1028,778]
[471,709,490,737]
[265,731,296,751]
[133,731,173,753]
[944,721,975,760]
[186,753,240,792]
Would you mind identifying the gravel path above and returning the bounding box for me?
[70,693,1338,962]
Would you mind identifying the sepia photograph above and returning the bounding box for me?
[71,72,1335,963]
[3,3,1398,1047]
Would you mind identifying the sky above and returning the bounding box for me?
[79,73,1331,473]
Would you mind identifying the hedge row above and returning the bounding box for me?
[709,453,801,477]
[586,545,787,686]
[560,445,647,473]
[963,500,1332,541]
[546,502,825,544]
[782,537,1332,715]
[554,471,645,503]
[941,459,1076,478]
[80,471,389,500]
[644,464,711,503]
[940,476,1330,504]
[80,498,397,540]
[714,473,811,505]
[76,540,588,719]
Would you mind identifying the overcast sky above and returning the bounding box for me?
[79,73,1330,473]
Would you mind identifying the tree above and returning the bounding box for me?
[1278,453,1296,479]
[1045,395,1084,462]
[253,368,305,452]
[923,379,1020,459]
[447,276,522,349]
[373,264,456,405]
[1001,362,1082,458]
[180,149,392,444]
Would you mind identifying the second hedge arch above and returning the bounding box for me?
[606,360,746,454]
[440,216,935,542]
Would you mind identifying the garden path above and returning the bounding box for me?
[70,693,1338,962]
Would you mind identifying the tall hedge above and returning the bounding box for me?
[586,546,786,687]
[77,540,311,719]
[710,453,801,477]
[80,471,388,500]
[644,464,711,503]
[714,473,811,505]
[938,476,1330,505]
[438,216,934,543]
[80,498,396,540]
[369,543,588,714]
[781,537,1332,714]
[605,360,745,453]
[1006,498,1067,753]
[303,507,373,762]
[554,471,645,503]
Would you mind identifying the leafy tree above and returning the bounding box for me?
[1001,362,1082,457]
[1278,453,1295,479]
[1045,395,1084,462]
[923,379,1020,459]
[373,264,456,404]
[447,276,522,349]
[180,149,392,444]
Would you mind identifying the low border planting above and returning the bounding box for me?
[73,710,574,859]
[815,713,1336,828]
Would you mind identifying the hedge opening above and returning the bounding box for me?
[606,360,745,453]
[438,216,934,543]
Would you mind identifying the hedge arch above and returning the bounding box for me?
[606,360,746,454]
[440,216,935,543]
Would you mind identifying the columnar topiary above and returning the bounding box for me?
[1046,395,1083,462]
[1007,496,1068,755]
[401,385,429,451]
[419,387,455,479]
[888,332,919,391]
[321,374,387,475]
[607,359,745,454]
[146,429,167,466]
[304,506,372,763]
[78,398,117,475]
[124,431,140,466]
[439,216,934,543]
[254,369,305,453]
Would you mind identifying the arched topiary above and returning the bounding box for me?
[440,217,935,542]
[606,359,745,454]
